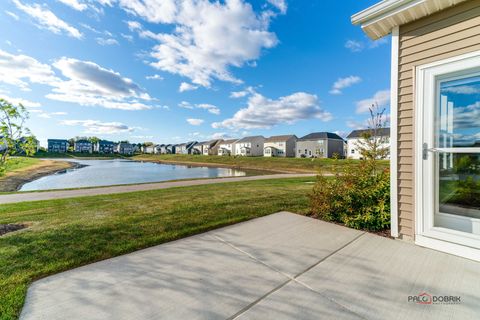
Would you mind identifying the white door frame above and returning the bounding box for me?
[415,50,480,261]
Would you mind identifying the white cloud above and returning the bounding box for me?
[230,86,255,98]
[13,0,83,39]
[0,95,41,108]
[60,119,137,134]
[46,57,153,110]
[329,76,361,95]
[345,38,388,53]
[267,0,287,14]
[179,82,198,92]
[57,0,88,11]
[212,92,332,130]
[186,118,204,126]
[0,49,59,90]
[179,101,220,115]
[5,11,19,20]
[121,33,134,42]
[345,40,364,52]
[96,37,119,46]
[443,85,480,95]
[356,90,390,114]
[120,0,279,87]
[211,132,231,139]
[146,74,163,80]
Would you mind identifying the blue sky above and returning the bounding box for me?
[0,0,390,146]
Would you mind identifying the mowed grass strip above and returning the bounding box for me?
[0,177,315,320]
[133,154,384,173]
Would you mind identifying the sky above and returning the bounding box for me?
[0,0,391,147]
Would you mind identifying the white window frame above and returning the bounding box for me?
[415,50,480,261]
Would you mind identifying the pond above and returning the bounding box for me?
[20,159,251,191]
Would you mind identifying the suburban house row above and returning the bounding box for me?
[47,129,391,159]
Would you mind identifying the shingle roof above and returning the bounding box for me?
[221,139,239,144]
[346,128,390,139]
[235,136,265,143]
[265,135,297,142]
[299,132,343,141]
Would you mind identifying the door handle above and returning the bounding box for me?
[422,143,438,160]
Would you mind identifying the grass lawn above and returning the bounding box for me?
[2,158,41,174]
[133,154,385,173]
[0,176,315,320]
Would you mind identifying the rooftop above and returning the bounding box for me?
[347,128,391,139]
[265,135,297,142]
[299,132,343,141]
[235,136,265,143]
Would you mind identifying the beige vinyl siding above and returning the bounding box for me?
[396,0,480,240]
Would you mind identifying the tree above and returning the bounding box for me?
[0,99,37,174]
[356,103,390,174]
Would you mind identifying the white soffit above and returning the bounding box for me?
[351,0,470,40]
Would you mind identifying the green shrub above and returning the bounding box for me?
[309,160,390,231]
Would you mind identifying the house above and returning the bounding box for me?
[95,140,115,154]
[234,136,265,157]
[116,142,135,155]
[346,128,390,160]
[143,145,156,154]
[48,139,69,153]
[74,140,92,153]
[263,135,297,157]
[192,141,206,155]
[165,144,175,154]
[16,137,40,154]
[202,139,223,156]
[176,141,197,154]
[353,0,480,260]
[217,139,238,156]
[154,144,164,154]
[296,132,344,158]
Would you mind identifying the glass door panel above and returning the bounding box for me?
[434,76,480,234]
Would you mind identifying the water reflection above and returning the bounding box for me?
[20,159,248,191]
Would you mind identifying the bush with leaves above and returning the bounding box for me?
[310,160,390,231]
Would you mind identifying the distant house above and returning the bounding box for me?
[235,136,265,157]
[95,140,115,154]
[165,144,175,154]
[154,144,164,154]
[217,139,238,156]
[192,141,206,155]
[296,132,344,158]
[74,140,93,153]
[198,139,222,155]
[347,128,390,160]
[175,141,197,154]
[264,135,297,157]
[48,139,69,153]
[143,145,156,154]
[116,142,135,155]
[16,137,40,154]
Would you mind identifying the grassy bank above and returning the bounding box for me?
[0,158,74,192]
[133,154,385,173]
[0,176,315,320]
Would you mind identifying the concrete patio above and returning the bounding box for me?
[21,212,480,320]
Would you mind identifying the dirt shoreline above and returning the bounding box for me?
[0,160,77,192]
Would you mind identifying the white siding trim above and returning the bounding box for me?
[390,26,399,238]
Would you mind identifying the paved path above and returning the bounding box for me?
[21,212,480,320]
[0,174,315,204]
